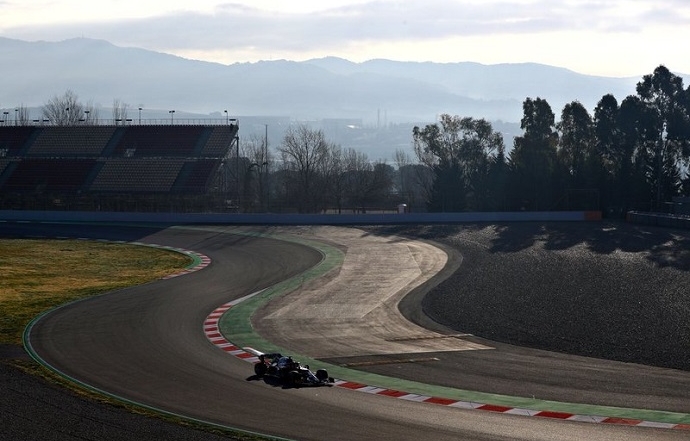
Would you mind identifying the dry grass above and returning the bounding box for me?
[0,239,191,345]
[0,238,273,440]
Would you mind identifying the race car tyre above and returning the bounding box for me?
[316,369,329,382]
[254,362,267,377]
[289,370,302,385]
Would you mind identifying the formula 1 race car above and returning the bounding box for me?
[246,348,334,387]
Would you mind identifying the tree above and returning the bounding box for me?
[681,85,690,196]
[593,94,624,213]
[616,95,657,211]
[278,125,332,213]
[393,149,412,204]
[413,114,503,211]
[558,101,596,188]
[317,142,343,212]
[8,105,31,126]
[594,94,621,167]
[555,101,605,210]
[83,101,99,123]
[342,148,372,211]
[636,65,690,209]
[682,169,690,196]
[508,97,558,210]
[42,90,98,126]
[370,162,395,208]
[239,134,270,212]
[485,143,510,211]
[412,117,463,212]
[42,90,82,126]
[112,99,130,125]
[520,96,557,140]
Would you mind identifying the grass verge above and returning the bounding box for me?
[0,238,275,441]
[0,238,191,345]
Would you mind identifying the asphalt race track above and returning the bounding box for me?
[6,222,690,440]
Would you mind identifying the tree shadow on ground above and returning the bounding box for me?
[491,221,690,271]
[365,221,690,271]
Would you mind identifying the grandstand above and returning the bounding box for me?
[0,123,239,212]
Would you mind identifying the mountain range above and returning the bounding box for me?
[0,37,685,159]
[2,36,662,122]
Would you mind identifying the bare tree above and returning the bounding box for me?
[14,105,31,126]
[112,99,129,125]
[241,134,270,211]
[278,125,332,213]
[83,101,99,124]
[393,148,412,202]
[342,148,372,211]
[339,149,394,212]
[317,142,343,212]
[42,90,83,126]
[41,90,98,125]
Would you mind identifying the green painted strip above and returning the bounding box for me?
[218,229,690,426]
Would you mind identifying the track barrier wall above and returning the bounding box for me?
[0,210,603,225]
[627,211,690,230]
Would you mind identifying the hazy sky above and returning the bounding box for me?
[1,0,689,78]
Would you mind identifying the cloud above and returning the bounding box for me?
[3,0,690,60]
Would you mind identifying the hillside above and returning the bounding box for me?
[0,37,649,124]
[4,37,684,160]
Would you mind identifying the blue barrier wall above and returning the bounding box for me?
[0,210,600,225]
[8,209,689,231]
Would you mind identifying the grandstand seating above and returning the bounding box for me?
[0,124,238,205]
[201,126,238,157]
[173,159,220,193]
[0,159,10,180]
[111,126,206,157]
[1,159,96,192]
[27,126,116,157]
[0,127,36,156]
[90,159,185,193]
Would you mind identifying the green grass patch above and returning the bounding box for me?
[0,238,191,345]
[0,238,280,440]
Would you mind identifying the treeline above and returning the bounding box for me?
[411,65,690,214]
[231,125,404,213]
[3,90,134,125]
[7,65,689,215]
[247,65,689,215]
